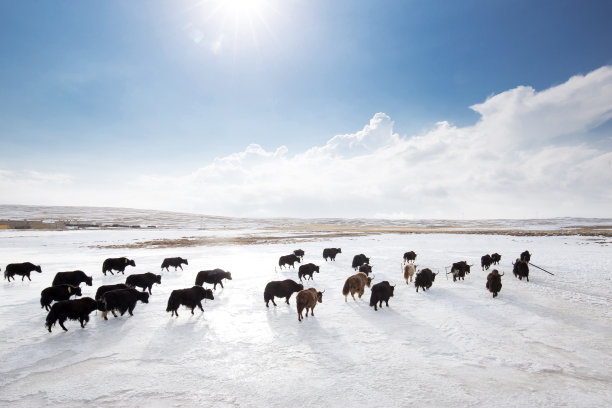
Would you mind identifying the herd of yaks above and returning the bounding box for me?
[2,247,537,332]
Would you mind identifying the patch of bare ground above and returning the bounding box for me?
[91,225,612,249]
[89,232,371,249]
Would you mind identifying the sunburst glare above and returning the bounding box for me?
[190,0,279,56]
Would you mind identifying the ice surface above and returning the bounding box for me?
[1,224,611,406]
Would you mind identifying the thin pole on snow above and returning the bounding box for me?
[529,262,555,276]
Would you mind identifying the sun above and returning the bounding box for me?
[223,0,269,17]
[193,0,277,54]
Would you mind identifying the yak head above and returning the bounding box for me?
[225,271,233,280]
[155,274,162,284]
[85,275,93,286]
[204,288,214,300]
[315,266,320,273]
[35,265,42,273]
[432,273,437,282]
[138,291,150,304]
[366,276,373,288]
[72,286,83,297]
[126,259,136,267]
[317,290,324,303]
[337,248,342,253]
[182,258,189,265]
[296,283,304,291]
[82,297,98,313]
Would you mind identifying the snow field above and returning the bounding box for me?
[1,230,611,407]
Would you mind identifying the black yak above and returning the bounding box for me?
[296,287,323,322]
[194,269,233,290]
[126,272,162,295]
[358,264,373,275]
[102,257,135,276]
[520,250,531,263]
[351,254,370,270]
[450,261,471,282]
[322,248,341,261]
[298,263,320,282]
[403,251,417,263]
[4,262,42,282]
[293,249,305,261]
[95,283,130,301]
[166,286,214,317]
[161,257,188,271]
[491,253,502,265]
[415,268,437,292]
[481,254,493,271]
[101,288,149,320]
[264,279,304,307]
[486,269,504,298]
[342,272,373,302]
[52,270,93,287]
[513,259,529,281]
[45,297,99,332]
[40,284,82,311]
[369,281,395,311]
[278,254,301,269]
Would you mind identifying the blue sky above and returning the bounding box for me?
[1,0,611,218]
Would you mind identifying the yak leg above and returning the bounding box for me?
[385,299,389,307]
[311,305,316,316]
[102,311,108,320]
[198,301,204,312]
[351,291,356,301]
[59,318,68,331]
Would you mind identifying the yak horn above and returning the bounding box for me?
[500,272,505,276]
[371,275,376,280]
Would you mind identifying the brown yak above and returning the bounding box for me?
[342,272,373,302]
[296,288,323,322]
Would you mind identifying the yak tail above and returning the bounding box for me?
[166,294,177,313]
[45,307,57,331]
[342,279,350,296]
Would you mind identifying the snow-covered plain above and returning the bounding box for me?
[1,226,611,407]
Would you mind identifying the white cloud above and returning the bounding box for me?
[2,66,612,218]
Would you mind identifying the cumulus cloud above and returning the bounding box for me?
[3,66,612,218]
